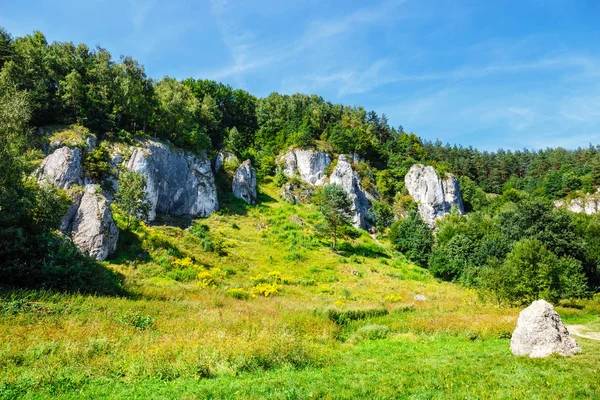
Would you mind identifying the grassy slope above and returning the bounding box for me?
[1,179,599,399]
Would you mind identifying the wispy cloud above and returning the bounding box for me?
[205,0,408,82]
[128,0,154,33]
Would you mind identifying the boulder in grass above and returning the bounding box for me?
[510,299,581,358]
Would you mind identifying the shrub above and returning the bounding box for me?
[326,308,388,325]
[389,210,433,268]
[251,283,280,297]
[225,288,253,300]
[119,313,155,330]
[197,268,226,289]
[383,294,403,303]
[83,145,110,181]
[480,239,589,304]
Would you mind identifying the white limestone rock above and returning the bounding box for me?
[555,196,600,215]
[36,146,83,189]
[510,300,581,358]
[278,149,331,185]
[329,155,374,230]
[404,165,465,228]
[232,160,257,204]
[126,139,219,221]
[68,185,119,261]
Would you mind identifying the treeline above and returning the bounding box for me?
[423,141,600,198]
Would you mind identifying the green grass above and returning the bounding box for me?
[1,179,600,399]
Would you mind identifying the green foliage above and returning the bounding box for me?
[481,239,588,304]
[371,201,394,231]
[458,176,488,212]
[83,145,109,180]
[273,168,288,187]
[0,82,121,293]
[428,234,476,281]
[316,184,352,249]
[114,170,151,228]
[389,210,433,268]
[119,313,155,330]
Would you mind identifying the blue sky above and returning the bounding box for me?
[2,0,600,151]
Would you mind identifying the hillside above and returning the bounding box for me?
[2,180,600,398]
[2,26,600,399]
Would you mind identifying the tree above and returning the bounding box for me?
[317,184,352,249]
[0,27,14,69]
[482,238,588,304]
[153,77,209,152]
[114,170,151,228]
[389,210,433,268]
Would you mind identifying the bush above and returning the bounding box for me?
[326,308,388,325]
[372,201,394,231]
[225,288,253,300]
[83,145,110,181]
[252,283,280,297]
[119,313,155,330]
[480,239,588,304]
[389,210,433,268]
[428,234,476,281]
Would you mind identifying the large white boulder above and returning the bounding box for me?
[67,185,119,261]
[510,300,581,358]
[126,140,219,221]
[278,149,331,185]
[329,155,374,230]
[404,165,464,228]
[232,160,257,204]
[36,146,83,189]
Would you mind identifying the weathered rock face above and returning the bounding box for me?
[214,151,239,173]
[232,160,257,204]
[510,300,581,358]
[126,140,219,220]
[329,155,374,230]
[36,146,83,189]
[67,185,119,261]
[36,147,118,260]
[555,195,600,215]
[278,149,331,185]
[404,165,465,228]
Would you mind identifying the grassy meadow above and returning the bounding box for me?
[1,180,600,399]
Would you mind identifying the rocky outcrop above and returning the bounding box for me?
[555,194,600,214]
[280,182,315,205]
[232,160,257,204]
[404,165,464,228]
[36,146,117,260]
[329,155,374,230]
[126,140,218,221]
[36,146,83,189]
[67,185,119,261]
[511,300,581,358]
[278,149,331,185]
[214,151,239,173]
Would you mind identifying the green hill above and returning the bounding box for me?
[2,180,600,399]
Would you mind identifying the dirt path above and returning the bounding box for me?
[567,325,600,341]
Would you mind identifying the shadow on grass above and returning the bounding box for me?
[336,241,390,259]
[217,190,277,216]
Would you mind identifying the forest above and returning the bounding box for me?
[1,27,599,301]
